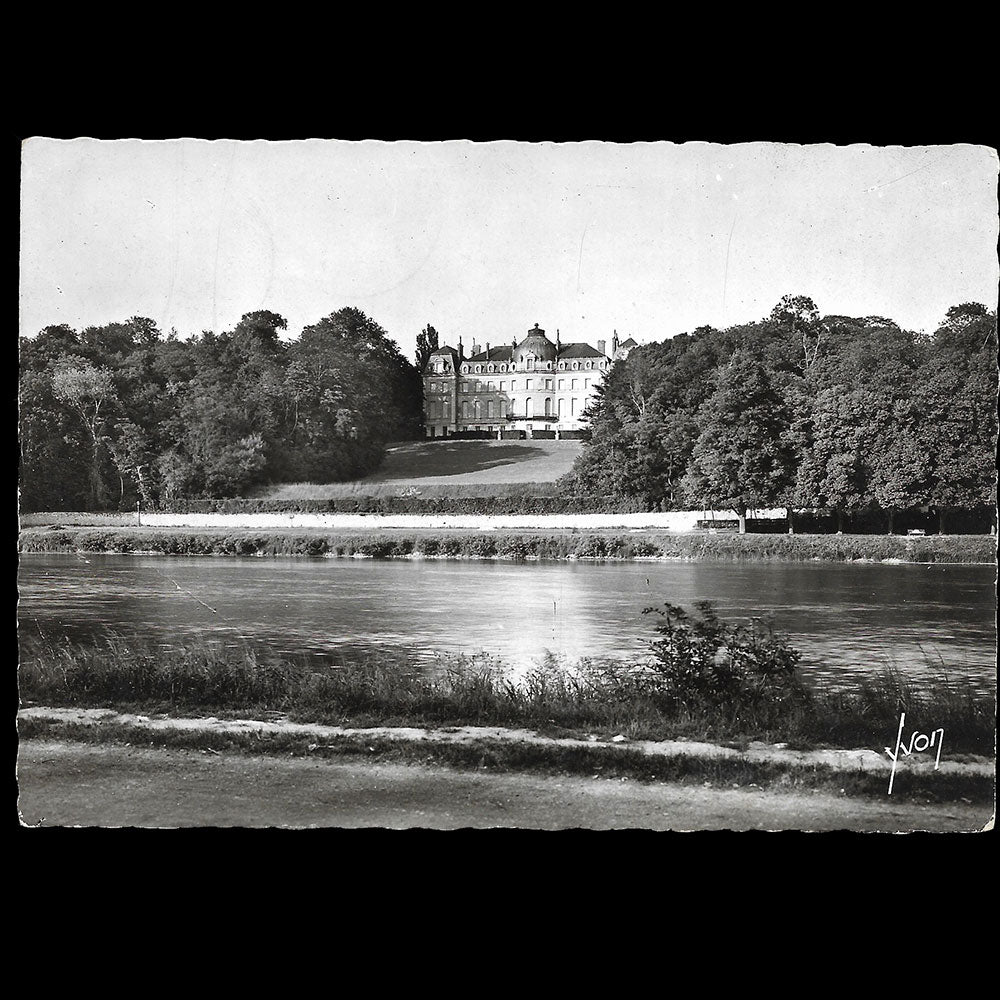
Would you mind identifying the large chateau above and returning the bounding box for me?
[423,323,636,438]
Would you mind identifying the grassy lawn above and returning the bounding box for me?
[256,440,583,498]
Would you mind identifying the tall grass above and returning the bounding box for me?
[803,665,996,751]
[17,634,996,754]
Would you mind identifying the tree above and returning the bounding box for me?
[18,367,92,511]
[791,386,880,532]
[286,308,422,480]
[769,294,823,371]
[871,433,930,533]
[933,303,997,360]
[682,353,797,533]
[50,362,118,509]
[913,363,998,531]
[416,324,439,370]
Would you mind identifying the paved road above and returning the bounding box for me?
[16,740,994,831]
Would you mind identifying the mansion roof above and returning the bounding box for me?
[467,345,514,363]
[557,343,605,359]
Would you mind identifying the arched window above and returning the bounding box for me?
[557,398,564,417]
[476,365,482,373]
[525,397,533,417]
[544,397,552,416]
[462,401,470,419]
[487,400,494,418]
[474,400,481,419]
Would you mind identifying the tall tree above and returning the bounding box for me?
[791,386,880,532]
[682,353,797,533]
[416,324,439,370]
[50,362,119,509]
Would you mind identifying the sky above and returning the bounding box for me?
[19,139,999,362]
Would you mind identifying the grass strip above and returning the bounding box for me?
[17,526,997,563]
[17,715,994,805]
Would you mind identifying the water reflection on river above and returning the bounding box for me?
[16,554,998,693]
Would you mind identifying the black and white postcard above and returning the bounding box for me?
[17,138,998,831]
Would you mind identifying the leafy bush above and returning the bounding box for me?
[640,601,807,721]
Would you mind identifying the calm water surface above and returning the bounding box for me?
[17,554,998,693]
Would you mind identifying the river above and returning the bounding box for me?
[16,554,998,693]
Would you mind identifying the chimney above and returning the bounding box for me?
[612,329,619,354]
[597,339,606,356]
[472,341,480,356]
[458,335,464,360]
[556,328,561,351]
[486,342,490,357]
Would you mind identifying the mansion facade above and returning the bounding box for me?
[423,323,636,438]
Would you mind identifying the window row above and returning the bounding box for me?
[429,378,591,393]
[432,359,606,374]
[426,398,582,419]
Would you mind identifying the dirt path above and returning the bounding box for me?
[17,740,993,831]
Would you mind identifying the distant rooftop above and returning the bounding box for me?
[466,345,514,362]
[558,343,606,359]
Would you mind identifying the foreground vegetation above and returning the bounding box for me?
[18,525,997,563]
[18,626,996,757]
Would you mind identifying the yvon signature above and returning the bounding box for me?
[885,712,944,795]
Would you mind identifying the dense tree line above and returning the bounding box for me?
[565,298,998,532]
[19,308,423,512]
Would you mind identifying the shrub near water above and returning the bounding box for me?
[638,601,807,727]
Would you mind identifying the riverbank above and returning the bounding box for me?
[17,525,997,563]
[17,635,997,784]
